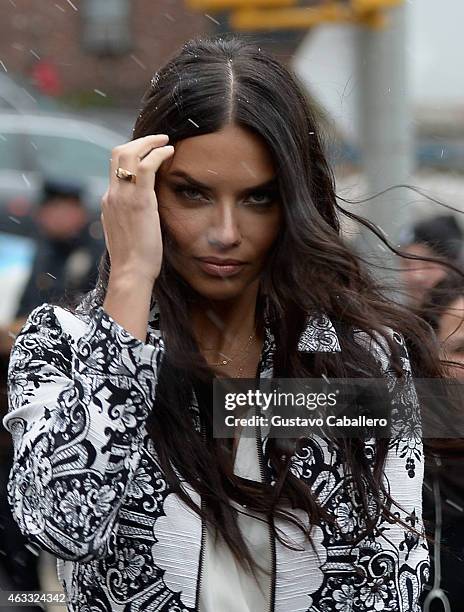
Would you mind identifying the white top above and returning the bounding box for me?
[198,431,271,612]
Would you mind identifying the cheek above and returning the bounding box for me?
[250,214,281,255]
[159,206,205,250]
[427,266,447,286]
[63,208,86,227]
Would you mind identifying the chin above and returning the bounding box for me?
[182,272,257,300]
[192,282,247,301]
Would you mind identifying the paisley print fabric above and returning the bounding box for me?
[3,294,430,611]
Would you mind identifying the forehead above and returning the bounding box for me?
[403,243,437,258]
[159,124,275,186]
[400,243,445,271]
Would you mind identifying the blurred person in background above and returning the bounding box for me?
[419,272,464,611]
[15,177,102,320]
[0,438,42,612]
[399,214,464,308]
[0,177,103,357]
[420,273,464,379]
[0,178,103,609]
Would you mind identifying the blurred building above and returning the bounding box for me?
[0,0,304,109]
[0,0,207,107]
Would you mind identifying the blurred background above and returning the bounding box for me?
[0,0,462,610]
[0,0,462,322]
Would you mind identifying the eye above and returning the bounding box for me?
[245,191,277,208]
[173,186,205,201]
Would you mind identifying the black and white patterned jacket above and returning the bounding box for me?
[3,291,429,611]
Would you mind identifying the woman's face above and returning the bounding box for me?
[156,124,282,301]
[400,244,449,306]
[438,295,464,378]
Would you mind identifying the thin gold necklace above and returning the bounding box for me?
[233,335,260,377]
[209,333,262,379]
[204,329,257,367]
[210,336,259,378]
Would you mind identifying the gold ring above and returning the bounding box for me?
[115,167,137,184]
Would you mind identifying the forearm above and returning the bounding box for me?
[4,303,165,561]
[103,269,155,343]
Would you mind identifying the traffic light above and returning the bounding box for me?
[185,0,404,29]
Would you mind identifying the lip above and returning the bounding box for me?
[195,258,246,278]
[197,257,246,265]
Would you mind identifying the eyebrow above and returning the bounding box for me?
[168,170,278,194]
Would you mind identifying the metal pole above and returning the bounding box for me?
[355,3,413,289]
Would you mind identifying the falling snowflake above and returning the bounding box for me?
[205,13,220,25]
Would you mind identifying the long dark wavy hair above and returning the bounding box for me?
[71,33,463,572]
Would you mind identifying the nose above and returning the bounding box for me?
[206,203,242,249]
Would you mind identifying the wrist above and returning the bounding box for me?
[103,272,154,343]
[108,265,157,290]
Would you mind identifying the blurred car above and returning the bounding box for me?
[0,232,36,324]
[0,112,125,322]
[0,111,126,237]
[0,73,62,113]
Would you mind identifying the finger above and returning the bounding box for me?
[136,145,175,192]
[110,137,167,186]
[110,134,170,188]
[121,134,171,164]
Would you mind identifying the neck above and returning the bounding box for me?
[190,282,263,354]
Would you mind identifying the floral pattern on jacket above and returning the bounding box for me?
[3,292,430,611]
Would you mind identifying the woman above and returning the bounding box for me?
[420,272,464,379]
[419,273,464,611]
[3,34,445,611]
[398,214,464,308]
